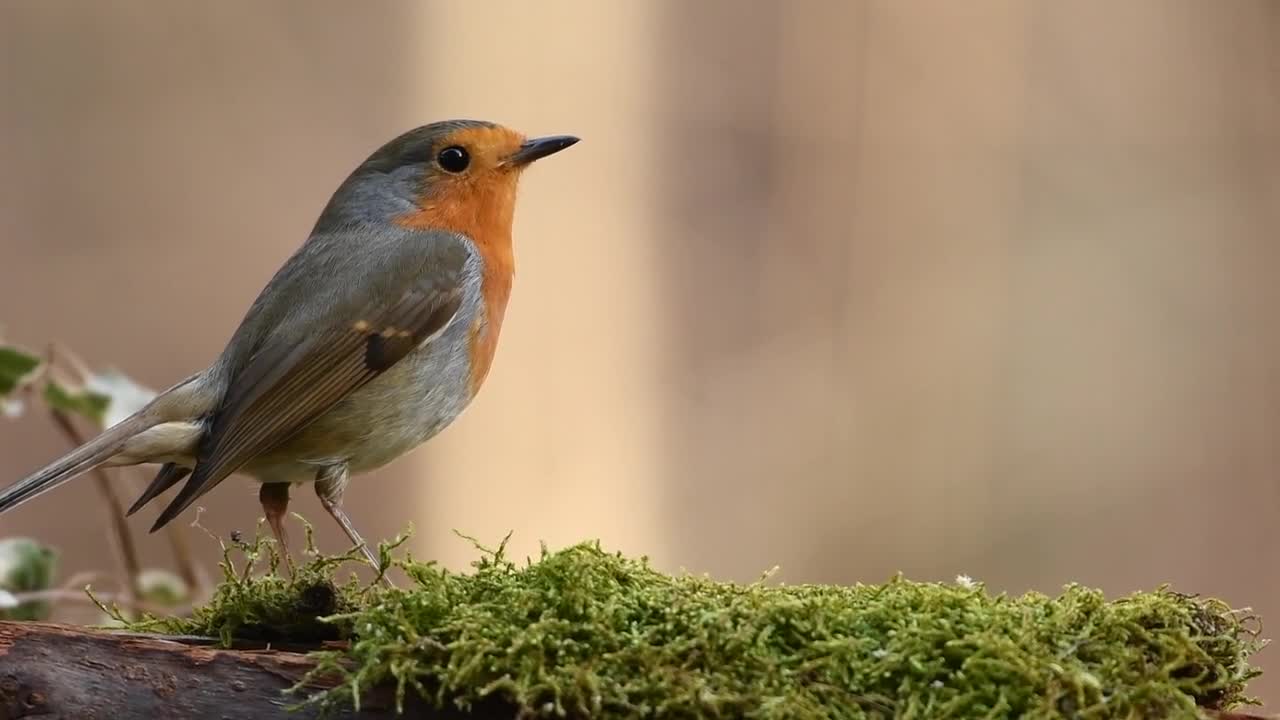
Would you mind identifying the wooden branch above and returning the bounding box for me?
[0,621,1268,720]
[0,621,519,719]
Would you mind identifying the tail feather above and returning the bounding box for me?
[0,371,210,516]
[0,415,153,514]
[126,462,191,517]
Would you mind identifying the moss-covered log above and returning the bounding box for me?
[0,621,1268,720]
[5,532,1265,719]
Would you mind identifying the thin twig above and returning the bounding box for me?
[163,511,207,595]
[46,341,210,601]
[47,409,144,601]
[58,571,109,592]
[16,338,214,612]
[49,342,93,383]
[9,589,181,617]
[123,464,207,598]
[12,343,55,403]
[46,570,112,616]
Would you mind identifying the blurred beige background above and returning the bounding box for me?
[1,0,1278,706]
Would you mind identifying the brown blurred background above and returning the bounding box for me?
[1,0,1279,705]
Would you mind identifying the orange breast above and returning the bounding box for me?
[395,172,518,397]
[464,249,513,395]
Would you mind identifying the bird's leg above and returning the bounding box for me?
[314,465,393,587]
[258,482,296,576]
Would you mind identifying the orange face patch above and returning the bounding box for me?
[396,125,528,238]
[394,125,529,397]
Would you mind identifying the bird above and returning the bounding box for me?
[0,119,578,574]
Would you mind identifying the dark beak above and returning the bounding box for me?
[505,135,580,167]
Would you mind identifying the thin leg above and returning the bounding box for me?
[259,482,296,575]
[315,465,393,586]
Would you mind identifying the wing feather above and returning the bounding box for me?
[147,232,468,531]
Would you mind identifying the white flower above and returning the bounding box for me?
[0,397,23,419]
[85,369,156,429]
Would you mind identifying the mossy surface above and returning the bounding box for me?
[120,528,1264,719]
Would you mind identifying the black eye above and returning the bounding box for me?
[437,146,470,173]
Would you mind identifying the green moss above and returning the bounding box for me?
[125,527,1264,719]
[112,521,378,646]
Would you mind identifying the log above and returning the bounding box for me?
[0,621,517,719]
[0,621,1268,720]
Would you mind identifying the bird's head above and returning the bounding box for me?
[318,119,579,237]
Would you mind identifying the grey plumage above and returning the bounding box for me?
[0,119,577,573]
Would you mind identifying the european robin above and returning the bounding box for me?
[0,120,578,575]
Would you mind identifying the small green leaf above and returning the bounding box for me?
[43,380,111,425]
[0,537,58,621]
[0,346,41,396]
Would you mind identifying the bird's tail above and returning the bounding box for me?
[0,414,156,513]
[0,373,207,515]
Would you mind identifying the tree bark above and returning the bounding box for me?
[0,621,503,719]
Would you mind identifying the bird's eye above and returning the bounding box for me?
[437,146,470,173]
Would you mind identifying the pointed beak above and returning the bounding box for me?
[504,135,580,167]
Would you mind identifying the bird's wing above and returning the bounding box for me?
[149,229,469,530]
